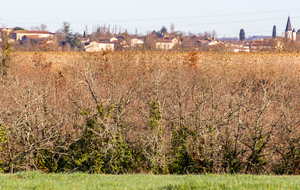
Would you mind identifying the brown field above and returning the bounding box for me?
[1,51,300,174]
[11,51,300,68]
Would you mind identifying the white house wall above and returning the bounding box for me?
[131,38,144,47]
[85,42,114,52]
[99,43,114,51]
[155,42,174,50]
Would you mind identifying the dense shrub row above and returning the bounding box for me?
[0,52,300,174]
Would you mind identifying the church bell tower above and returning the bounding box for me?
[285,16,297,41]
[285,16,292,39]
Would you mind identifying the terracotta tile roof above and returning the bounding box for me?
[12,30,53,34]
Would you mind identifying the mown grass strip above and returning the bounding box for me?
[1,171,300,190]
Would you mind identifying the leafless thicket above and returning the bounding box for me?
[0,52,300,174]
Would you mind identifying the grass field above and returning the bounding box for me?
[1,172,300,190]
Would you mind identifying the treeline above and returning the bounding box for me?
[0,51,300,174]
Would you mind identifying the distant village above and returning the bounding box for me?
[0,16,299,52]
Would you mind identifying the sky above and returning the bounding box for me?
[0,0,299,38]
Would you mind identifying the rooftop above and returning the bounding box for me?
[286,16,292,32]
[12,30,53,34]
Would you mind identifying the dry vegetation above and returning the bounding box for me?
[1,51,300,174]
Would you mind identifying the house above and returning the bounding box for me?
[195,37,225,51]
[11,30,54,41]
[114,35,128,47]
[130,36,144,47]
[82,38,89,43]
[155,39,175,50]
[225,41,250,52]
[164,36,179,44]
[0,28,15,42]
[170,37,179,44]
[155,36,179,50]
[22,35,48,41]
[84,41,114,52]
[227,46,250,52]
[181,36,199,47]
[249,40,275,51]
[120,40,127,46]
[0,28,14,34]
[99,37,118,42]
[196,37,221,46]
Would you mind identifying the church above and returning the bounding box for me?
[285,16,297,41]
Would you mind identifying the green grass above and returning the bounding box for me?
[0,171,300,190]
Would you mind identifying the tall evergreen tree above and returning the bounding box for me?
[239,29,245,41]
[272,25,277,38]
[62,22,71,36]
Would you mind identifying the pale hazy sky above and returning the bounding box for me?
[0,0,299,37]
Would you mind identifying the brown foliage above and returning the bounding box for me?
[1,51,300,174]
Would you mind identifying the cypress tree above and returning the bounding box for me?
[272,25,277,38]
[239,29,245,41]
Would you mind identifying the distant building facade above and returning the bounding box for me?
[11,30,54,41]
[155,36,179,50]
[84,41,114,52]
[130,37,144,47]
